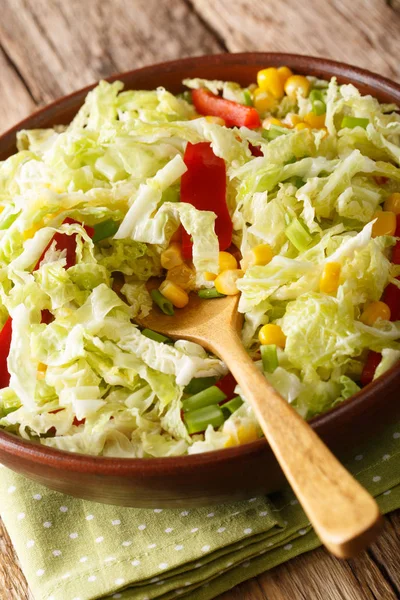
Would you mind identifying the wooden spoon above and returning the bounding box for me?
[138,293,382,558]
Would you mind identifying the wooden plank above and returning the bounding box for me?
[0,519,33,600]
[0,44,36,132]
[191,0,400,82]
[0,0,223,111]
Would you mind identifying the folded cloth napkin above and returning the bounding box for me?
[1,421,400,600]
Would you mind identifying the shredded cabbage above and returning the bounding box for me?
[0,73,399,456]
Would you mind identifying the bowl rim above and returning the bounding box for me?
[0,51,399,475]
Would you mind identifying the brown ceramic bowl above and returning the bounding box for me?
[0,53,400,507]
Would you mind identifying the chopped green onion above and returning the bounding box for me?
[184,376,218,395]
[309,90,326,115]
[262,125,289,141]
[182,386,227,413]
[198,288,226,299]
[261,344,279,373]
[312,100,326,116]
[141,329,171,344]
[184,404,225,434]
[151,290,174,316]
[285,218,313,252]
[309,89,323,103]
[92,219,120,243]
[340,116,369,130]
[221,396,243,419]
[243,89,253,106]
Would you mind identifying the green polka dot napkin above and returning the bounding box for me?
[1,422,400,600]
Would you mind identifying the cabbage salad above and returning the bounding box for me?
[1,66,400,458]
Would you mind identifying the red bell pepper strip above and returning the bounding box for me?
[0,318,12,389]
[360,351,382,387]
[35,218,94,270]
[249,143,263,157]
[361,214,400,385]
[41,309,54,325]
[381,217,400,320]
[192,89,261,129]
[396,214,400,237]
[382,283,400,321]
[180,142,232,259]
[215,372,237,402]
[392,241,400,266]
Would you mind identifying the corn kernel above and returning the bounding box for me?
[360,301,391,326]
[0,206,4,215]
[205,115,226,126]
[166,263,196,291]
[200,251,237,283]
[277,66,293,85]
[160,242,184,270]
[253,87,276,113]
[159,280,189,308]
[214,269,243,296]
[384,193,400,215]
[371,211,397,237]
[219,251,238,272]
[241,244,273,271]
[204,271,217,281]
[284,113,303,128]
[303,112,326,129]
[258,324,286,348]
[262,116,285,129]
[257,68,284,99]
[319,262,341,295]
[284,75,311,98]
[223,419,259,446]
[294,122,311,130]
[37,362,47,380]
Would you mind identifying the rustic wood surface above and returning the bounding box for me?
[0,0,400,598]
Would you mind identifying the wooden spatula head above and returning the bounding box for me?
[137,293,242,350]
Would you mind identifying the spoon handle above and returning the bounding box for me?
[211,332,382,558]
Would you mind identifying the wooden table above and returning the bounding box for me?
[1,1,400,598]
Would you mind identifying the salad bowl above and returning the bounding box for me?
[0,53,399,507]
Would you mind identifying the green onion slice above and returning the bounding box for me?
[184,376,218,395]
[285,218,313,252]
[340,116,369,130]
[309,89,326,115]
[150,290,174,316]
[262,124,289,141]
[198,288,226,299]
[261,344,279,373]
[141,329,171,344]
[184,404,225,434]
[243,89,253,106]
[221,396,244,419]
[92,219,120,243]
[182,386,227,413]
